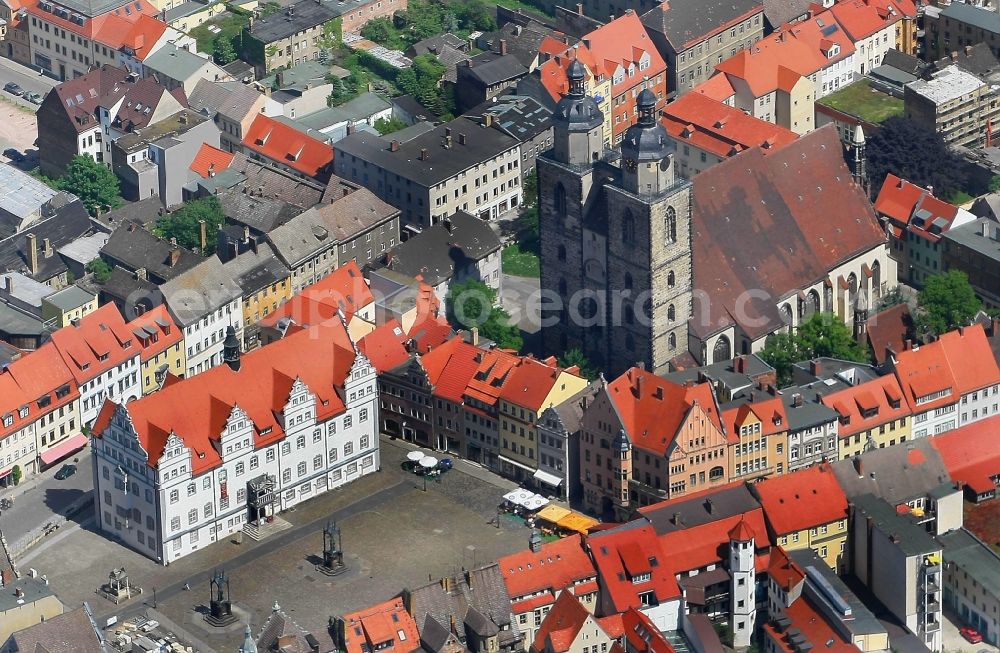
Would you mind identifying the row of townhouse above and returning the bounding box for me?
[695,0,917,135]
[0,300,182,485]
[90,318,379,564]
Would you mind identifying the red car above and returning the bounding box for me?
[960,627,982,644]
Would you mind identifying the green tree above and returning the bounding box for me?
[989,175,1000,193]
[759,312,866,386]
[59,155,122,216]
[875,285,905,311]
[374,116,408,135]
[360,17,395,44]
[795,311,867,362]
[916,270,982,336]
[318,17,342,49]
[86,258,113,283]
[446,278,523,350]
[213,37,238,64]
[11,465,21,486]
[558,348,597,380]
[327,74,349,106]
[153,196,226,254]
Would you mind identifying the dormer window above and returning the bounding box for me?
[631,571,651,584]
[826,43,840,59]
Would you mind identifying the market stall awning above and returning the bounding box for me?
[39,433,88,466]
[533,469,563,487]
[523,495,549,511]
[557,512,599,535]
[535,504,572,525]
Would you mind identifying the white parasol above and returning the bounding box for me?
[407,450,425,462]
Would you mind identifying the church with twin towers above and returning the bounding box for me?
[538,59,693,376]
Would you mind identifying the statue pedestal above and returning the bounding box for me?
[205,599,238,627]
[316,551,347,576]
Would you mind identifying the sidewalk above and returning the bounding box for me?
[380,435,518,492]
[0,447,91,501]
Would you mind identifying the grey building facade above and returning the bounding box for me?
[538,63,692,376]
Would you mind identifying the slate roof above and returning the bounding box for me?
[778,386,839,431]
[101,222,200,282]
[690,125,886,339]
[641,0,763,50]
[380,211,500,286]
[295,92,392,132]
[932,42,1000,80]
[223,242,289,297]
[459,52,528,86]
[939,1,1000,36]
[831,439,952,505]
[257,607,324,653]
[761,0,813,29]
[334,116,519,187]
[392,95,437,122]
[469,95,553,144]
[187,79,264,122]
[3,606,102,653]
[409,32,467,57]
[406,564,519,649]
[881,48,930,76]
[0,200,92,282]
[850,493,941,556]
[91,195,163,232]
[548,380,601,436]
[639,480,761,534]
[225,151,329,211]
[267,188,398,266]
[248,0,347,43]
[160,255,242,325]
[938,528,1000,597]
[217,187,301,234]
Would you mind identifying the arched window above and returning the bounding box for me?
[665,206,677,244]
[667,270,675,288]
[807,289,820,317]
[622,209,635,244]
[668,304,675,321]
[709,466,725,480]
[558,278,568,296]
[871,260,881,298]
[668,332,676,349]
[557,244,566,262]
[554,182,566,216]
[780,303,793,327]
[624,272,633,290]
[712,335,731,362]
[824,284,833,311]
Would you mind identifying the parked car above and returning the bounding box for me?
[438,458,454,471]
[960,627,983,644]
[24,91,42,104]
[3,148,24,162]
[54,464,76,480]
[3,82,24,96]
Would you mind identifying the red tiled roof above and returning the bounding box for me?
[874,174,926,226]
[27,0,158,42]
[243,114,333,178]
[341,597,421,653]
[866,303,912,365]
[358,320,410,373]
[829,0,915,42]
[588,524,681,612]
[463,348,521,407]
[126,304,182,363]
[935,325,1000,395]
[114,13,167,59]
[607,367,722,457]
[892,339,958,413]
[94,320,355,475]
[723,395,788,442]
[754,463,848,535]
[657,509,772,573]
[764,588,858,653]
[500,533,597,601]
[621,608,674,653]
[692,73,736,101]
[190,143,236,179]
[768,546,806,592]
[0,343,79,441]
[49,303,137,385]
[821,375,910,438]
[260,261,374,331]
[531,591,596,653]
[661,93,797,160]
[498,357,564,412]
[691,125,885,340]
[931,414,1000,495]
[728,517,755,541]
[421,337,482,404]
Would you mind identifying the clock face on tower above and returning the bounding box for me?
[624,158,638,172]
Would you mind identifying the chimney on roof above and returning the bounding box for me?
[965,45,973,56]
[168,248,181,267]
[705,498,714,514]
[135,267,147,281]
[810,359,821,377]
[853,455,863,478]
[904,339,912,351]
[26,233,38,275]
[471,326,479,346]
[576,2,582,12]
[951,51,958,61]
[199,219,207,252]
[443,216,453,233]
[420,148,429,161]
[178,113,188,125]
[499,39,508,55]
[672,512,682,526]
[734,354,746,374]
[390,140,399,152]
[792,393,803,407]
[42,238,52,258]
[458,133,466,145]
[0,568,11,587]
[169,237,177,246]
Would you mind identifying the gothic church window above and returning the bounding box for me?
[554,182,566,217]
[622,210,636,244]
[713,335,731,362]
[668,304,675,321]
[665,206,677,244]
[668,271,675,288]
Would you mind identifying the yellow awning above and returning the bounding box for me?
[557,512,599,534]
[536,504,572,525]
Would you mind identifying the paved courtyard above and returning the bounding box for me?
[22,437,530,652]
